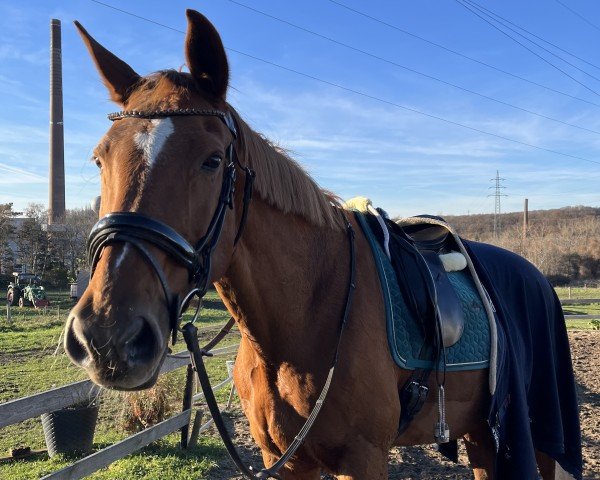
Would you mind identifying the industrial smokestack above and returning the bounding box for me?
[49,18,65,225]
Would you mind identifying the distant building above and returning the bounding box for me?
[1,217,30,274]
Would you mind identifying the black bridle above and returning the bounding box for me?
[88,108,255,344]
[86,108,356,479]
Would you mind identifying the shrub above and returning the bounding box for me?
[120,376,177,433]
[545,274,571,287]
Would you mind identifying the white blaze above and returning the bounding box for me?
[134,118,174,167]
[115,119,174,269]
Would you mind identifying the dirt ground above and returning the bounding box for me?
[208,330,599,479]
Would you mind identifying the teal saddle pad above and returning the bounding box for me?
[355,212,490,372]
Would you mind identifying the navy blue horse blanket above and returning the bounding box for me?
[464,240,582,479]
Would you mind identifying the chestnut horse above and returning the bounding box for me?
[65,10,573,479]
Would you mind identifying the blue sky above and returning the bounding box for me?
[1,0,600,218]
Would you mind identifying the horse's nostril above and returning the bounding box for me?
[121,317,157,365]
[65,318,90,367]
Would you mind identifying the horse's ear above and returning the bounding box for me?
[74,21,140,105]
[184,10,229,99]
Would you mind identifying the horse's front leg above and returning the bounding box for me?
[261,452,321,480]
[333,440,389,479]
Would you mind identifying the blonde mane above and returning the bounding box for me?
[229,108,346,231]
[128,71,345,230]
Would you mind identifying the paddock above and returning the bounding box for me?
[193,329,599,480]
[0,290,597,479]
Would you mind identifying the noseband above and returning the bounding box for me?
[87,108,255,343]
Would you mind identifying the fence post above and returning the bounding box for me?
[225,360,236,410]
[568,286,572,299]
[180,364,194,449]
[187,410,204,449]
[6,304,12,325]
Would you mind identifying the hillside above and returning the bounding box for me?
[443,205,600,242]
[409,206,600,284]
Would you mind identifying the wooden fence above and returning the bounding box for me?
[0,344,239,480]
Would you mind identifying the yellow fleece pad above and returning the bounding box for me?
[343,196,372,213]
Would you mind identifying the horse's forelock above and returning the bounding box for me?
[125,70,221,111]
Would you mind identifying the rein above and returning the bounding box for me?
[86,108,357,479]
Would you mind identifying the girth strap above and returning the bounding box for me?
[398,369,431,435]
[397,343,432,436]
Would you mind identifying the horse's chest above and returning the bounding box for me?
[234,353,316,454]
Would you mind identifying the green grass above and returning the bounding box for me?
[0,436,226,480]
[565,319,599,330]
[555,286,600,300]
[554,287,600,330]
[0,290,236,479]
[562,303,600,316]
[562,302,600,330]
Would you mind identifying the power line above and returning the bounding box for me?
[459,0,600,88]
[455,0,600,98]
[223,0,600,136]
[327,0,600,108]
[90,0,185,34]
[88,0,600,167]
[468,0,600,71]
[554,0,600,34]
[464,0,600,79]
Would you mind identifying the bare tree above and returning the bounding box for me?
[0,203,17,273]
[58,208,97,279]
[16,204,48,274]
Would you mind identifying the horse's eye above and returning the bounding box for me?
[202,154,222,171]
[92,156,102,168]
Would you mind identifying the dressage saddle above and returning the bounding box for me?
[365,214,465,349]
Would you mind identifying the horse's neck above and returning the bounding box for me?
[216,199,348,369]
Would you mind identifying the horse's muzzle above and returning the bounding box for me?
[64,305,166,390]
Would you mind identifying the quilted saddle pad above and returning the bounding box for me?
[355,211,490,372]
